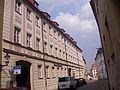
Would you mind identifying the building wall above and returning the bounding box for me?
[95,49,107,79]
[1,0,86,90]
[90,0,120,90]
[0,0,5,87]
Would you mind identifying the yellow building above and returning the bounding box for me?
[0,0,86,90]
[90,0,120,90]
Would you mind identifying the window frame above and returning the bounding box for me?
[14,27,21,43]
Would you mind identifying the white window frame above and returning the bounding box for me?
[15,0,22,14]
[14,27,20,43]
[38,65,42,79]
[26,33,31,47]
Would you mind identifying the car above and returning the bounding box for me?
[0,87,28,90]
[76,78,87,87]
[58,76,76,90]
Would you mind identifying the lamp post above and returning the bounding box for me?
[0,52,10,71]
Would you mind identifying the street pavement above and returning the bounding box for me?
[75,79,109,90]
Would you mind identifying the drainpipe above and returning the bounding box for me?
[0,0,5,87]
[41,19,47,90]
[64,39,68,76]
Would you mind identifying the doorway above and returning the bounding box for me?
[68,68,71,76]
[16,60,31,89]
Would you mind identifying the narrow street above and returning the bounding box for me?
[75,79,109,90]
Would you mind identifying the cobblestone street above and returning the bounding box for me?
[75,79,109,90]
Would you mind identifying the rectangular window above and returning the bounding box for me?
[27,8,32,21]
[57,67,59,77]
[50,45,53,55]
[38,65,42,79]
[49,26,52,36]
[52,67,55,78]
[14,27,20,43]
[46,66,49,78]
[36,38,40,50]
[27,33,31,47]
[36,16,40,27]
[43,21,46,32]
[55,47,57,57]
[44,42,47,53]
[15,0,21,14]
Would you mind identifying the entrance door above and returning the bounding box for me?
[68,68,71,76]
[16,60,31,89]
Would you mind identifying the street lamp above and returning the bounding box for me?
[0,52,10,70]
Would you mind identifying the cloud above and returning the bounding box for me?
[54,12,95,34]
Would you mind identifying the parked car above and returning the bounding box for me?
[76,78,87,87]
[58,76,76,90]
[0,87,28,90]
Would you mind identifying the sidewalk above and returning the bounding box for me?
[76,79,109,90]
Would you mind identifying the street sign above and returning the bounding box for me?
[12,66,21,75]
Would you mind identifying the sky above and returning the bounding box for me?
[36,0,101,71]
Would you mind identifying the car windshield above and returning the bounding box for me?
[59,77,69,82]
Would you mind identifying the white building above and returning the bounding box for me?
[95,48,107,79]
[0,0,86,90]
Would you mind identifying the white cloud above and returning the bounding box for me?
[37,0,74,6]
[54,12,95,34]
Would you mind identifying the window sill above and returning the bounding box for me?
[26,46,33,50]
[38,78,43,79]
[14,42,22,46]
[15,11,22,16]
[36,25,40,28]
[47,77,50,79]
[27,18,32,22]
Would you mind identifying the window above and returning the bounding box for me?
[50,45,53,55]
[38,65,42,79]
[54,30,56,39]
[27,8,32,21]
[15,0,21,14]
[14,27,20,43]
[44,42,47,53]
[43,21,46,32]
[36,16,39,27]
[46,66,49,78]
[59,50,61,58]
[55,48,57,57]
[26,33,31,47]
[49,26,52,35]
[52,67,55,78]
[36,38,40,50]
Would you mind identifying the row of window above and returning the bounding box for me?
[16,0,40,27]
[14,27,79,60]
[15,0,81,60]
[15,0,77,50]
[38,65,67,79]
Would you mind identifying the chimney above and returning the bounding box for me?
[41,11,51,19]
[28,0,35,5]
[51,21,59,27]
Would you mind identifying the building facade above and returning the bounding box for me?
[90,0,120,90]
[0,0,86,90]
[91,63,97,80]
[95,48,107,79]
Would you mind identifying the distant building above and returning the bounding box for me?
[90,0,120,90]
[95,48,107,79]
[91,63,97,80]
[0,0,86,90]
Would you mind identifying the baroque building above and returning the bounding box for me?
[90,0,120,90]
[0,0,86,90]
